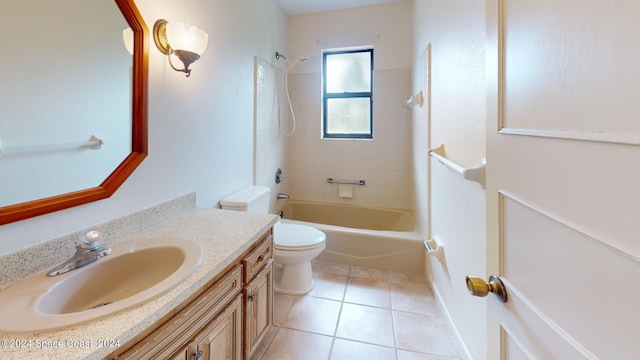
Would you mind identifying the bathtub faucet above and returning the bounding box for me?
[277,193,289,200]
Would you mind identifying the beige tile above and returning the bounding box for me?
[344,277,390,308]
[390,282,440,315]
[394,311,461,358]
[265,263,460,360]
[336,303,395,347]
[274,292,302,326]
[262,328,334,360]
[313,260,351,276]
[330,338,396,360]
[397,350,458,360]
[349,266,388,281]
[309,272,348,301]
[283,296,342,336]
[387,271,429,285]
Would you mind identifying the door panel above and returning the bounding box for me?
[503,328,532,360]
[501,0,640,134]
[493,136,640,253]
[501,193,640,358]
[486,0,640,359]
[496,291,591,360]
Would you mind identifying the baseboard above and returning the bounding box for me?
[429,281,475,360]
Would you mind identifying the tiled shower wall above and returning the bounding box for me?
[284,1,414,210]
[254,56,413,211]
[286,70,412,209]
[254,56,290,213]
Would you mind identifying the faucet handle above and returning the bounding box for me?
[80,230,102,249]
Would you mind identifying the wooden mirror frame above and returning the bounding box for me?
[0,0,148,225]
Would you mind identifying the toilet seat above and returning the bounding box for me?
[274,222,326,251]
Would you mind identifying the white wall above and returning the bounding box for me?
[0,0,288,256]
[412,1,487,360]
[285,1,413,209]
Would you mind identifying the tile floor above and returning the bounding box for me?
[256,260,463,360]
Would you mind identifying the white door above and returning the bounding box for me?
[482,0,640,359]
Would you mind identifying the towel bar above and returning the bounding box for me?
[428,143,486,188]
[0,135,103,158]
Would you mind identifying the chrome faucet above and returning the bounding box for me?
[276,193,289,200]
[47,230,111,277]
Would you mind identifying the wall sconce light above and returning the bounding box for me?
[153,19,208,77]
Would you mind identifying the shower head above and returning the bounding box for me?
[275,51,287,61]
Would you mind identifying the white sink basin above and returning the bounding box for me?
[0,238,202,333]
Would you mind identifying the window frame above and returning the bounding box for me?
[322,48,374,139]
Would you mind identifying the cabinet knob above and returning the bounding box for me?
[248,292,255,301]
[192,350,204,360]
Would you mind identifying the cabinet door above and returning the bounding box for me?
[167,347,188,360]
[243,262,273,359]
[190,295,243,360]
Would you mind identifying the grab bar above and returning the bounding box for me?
[428,143,486,188]
[327,178,366,186]
[0,135,103,158]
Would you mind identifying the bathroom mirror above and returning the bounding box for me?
[0,0,148,224]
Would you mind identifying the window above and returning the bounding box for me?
[322,49,373,139]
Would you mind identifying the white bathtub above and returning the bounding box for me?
[277,200,425,274]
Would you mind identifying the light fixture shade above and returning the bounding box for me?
[165,22,208,55]
[122,27,134,55]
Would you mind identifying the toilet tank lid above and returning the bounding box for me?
[220,186,270,207]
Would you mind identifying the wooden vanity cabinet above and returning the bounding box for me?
[242,235,274,359]
[110,230,273,360]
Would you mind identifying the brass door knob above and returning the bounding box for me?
[465,275,508,303]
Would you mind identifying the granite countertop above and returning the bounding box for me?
[0,208,278,360]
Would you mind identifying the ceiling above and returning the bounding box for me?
[276,0,405,15]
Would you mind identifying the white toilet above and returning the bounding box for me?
[220,186,326,295]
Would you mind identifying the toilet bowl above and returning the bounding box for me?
[273,221,326,295]
[219,186,327,295]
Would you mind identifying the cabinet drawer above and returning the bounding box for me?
[242,233,273,282]
[117,266,243,360]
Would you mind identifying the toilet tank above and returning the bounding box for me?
[219,186,271,213]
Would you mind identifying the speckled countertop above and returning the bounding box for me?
[0,207,278,360]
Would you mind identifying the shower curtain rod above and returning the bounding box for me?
[316,34,380,44]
